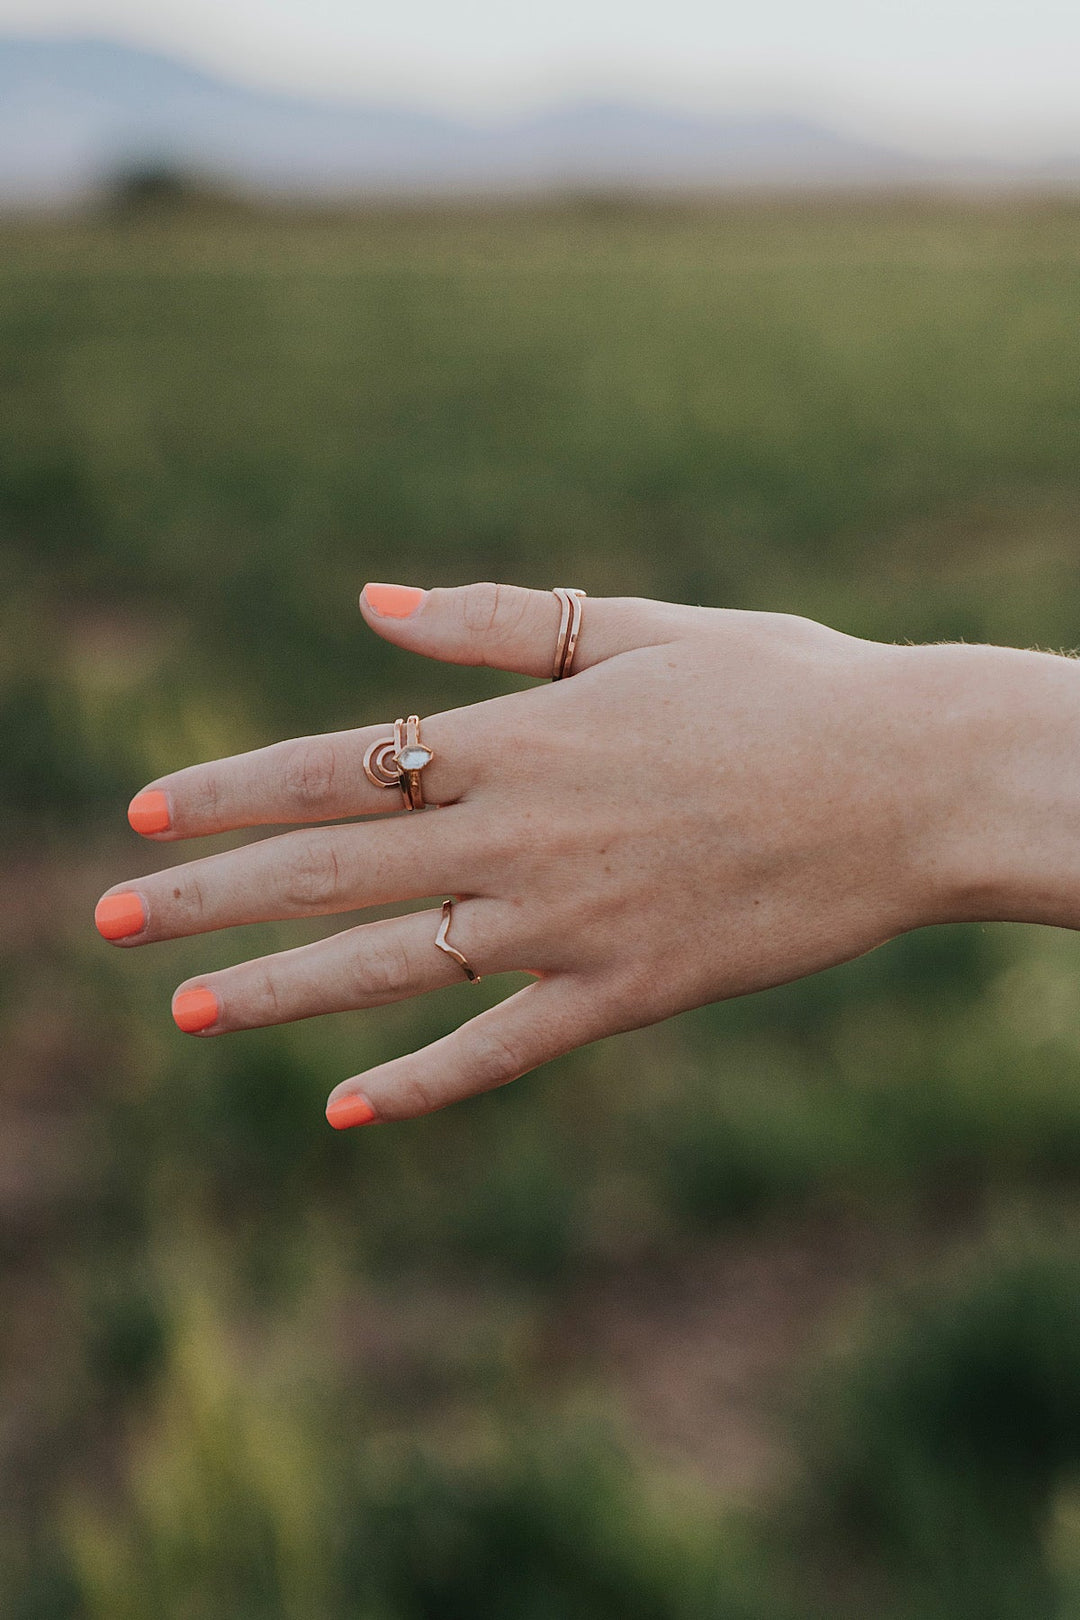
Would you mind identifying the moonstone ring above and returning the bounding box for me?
[362,714,434,810]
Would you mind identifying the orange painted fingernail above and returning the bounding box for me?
[363,583,426,619]
[94,891,146,941]
[128,789,171,835]
[172,987,220,1033]
[326,1094,377,1130]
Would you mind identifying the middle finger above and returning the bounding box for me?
[94,807,477,945]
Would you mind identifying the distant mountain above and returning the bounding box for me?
[0,35,1066,203]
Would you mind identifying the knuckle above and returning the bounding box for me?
[607,958,664,1020]
[282,738,340,814]
[190,771,222,822]
[492,588,531,645]
[279,834,344,910]
[396,1072,440,1119]
[461,581,503,637]
[469,1026,527,1090]
[355,938,413,1002]
[176,870,208,923]
[249,967,284,1022]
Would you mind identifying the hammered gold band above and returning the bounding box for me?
[435,898,480,983]
[551,587,586,680]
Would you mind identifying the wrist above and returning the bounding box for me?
[899,641,1080,930]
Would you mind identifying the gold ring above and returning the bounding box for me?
[551,588,586,680]
[435,898,480,983]
[362,714,434,811]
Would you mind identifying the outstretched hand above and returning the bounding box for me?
[94,582,962,1128]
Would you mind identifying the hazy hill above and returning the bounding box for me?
[0,34,940,201]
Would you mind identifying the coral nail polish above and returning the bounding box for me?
[95,892,146,941]
[172,987,220,1033]
[326,1094,377,1130]
[128,789,171,835]
[363,583,426,619]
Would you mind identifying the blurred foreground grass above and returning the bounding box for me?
[4,193,1080,1617]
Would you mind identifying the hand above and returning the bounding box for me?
[93,582,990,1128]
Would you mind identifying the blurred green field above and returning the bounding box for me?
[4,193,1080,1618]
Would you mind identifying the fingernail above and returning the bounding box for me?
[326,1093,377,1130]
[94,891,146,941]
[172,987,220,1033]
[128,789,171,835]
[362,583,426,619]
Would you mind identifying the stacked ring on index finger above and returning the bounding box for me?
[362,714,435,810]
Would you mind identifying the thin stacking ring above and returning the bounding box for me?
[435,898,480,983]
[397,715,431,810]
[362,714,435,811]
[551,588,586,680]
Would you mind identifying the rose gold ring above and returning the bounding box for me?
[551,587,586,680]
[435,898,480,983]
[362,714,434,811]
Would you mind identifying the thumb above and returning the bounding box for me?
[359,580,678,677]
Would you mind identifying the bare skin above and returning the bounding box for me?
[94,582,1080,1126]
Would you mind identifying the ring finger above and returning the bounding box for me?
[169,899,520,1033]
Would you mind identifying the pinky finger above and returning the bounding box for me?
[325,976,605,1128]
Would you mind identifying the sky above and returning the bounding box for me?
[3,0,1080,159]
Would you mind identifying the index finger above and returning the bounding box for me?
[126,712,474,841]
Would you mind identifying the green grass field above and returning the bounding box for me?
[4,193,1080,1618]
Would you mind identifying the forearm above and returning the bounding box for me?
[902,642,1080,931]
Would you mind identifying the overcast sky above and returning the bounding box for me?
[3,0,1080,158]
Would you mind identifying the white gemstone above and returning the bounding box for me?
[396,745,433,771]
